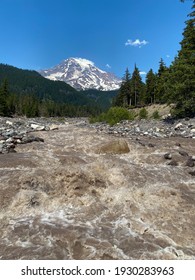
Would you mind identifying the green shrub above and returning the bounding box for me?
[152,110,160,119]
[139,108,148,119]
[106,107,130,125]
[89,107,135,125]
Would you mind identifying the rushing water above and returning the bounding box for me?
[0,122,195,259]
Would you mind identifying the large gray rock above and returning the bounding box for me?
[96,139,130,154]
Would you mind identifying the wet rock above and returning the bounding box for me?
[179,150,189,157]
[175,142,181,147]
[189,171,195,176]
[21,135,44,144]
[148,143,155,148]
[0,143,3,153]
[186,158,195,167]
[168,160,178,166]
[164,153,172,160]
[97,139,130,154]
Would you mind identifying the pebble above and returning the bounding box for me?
[164,153,172,160]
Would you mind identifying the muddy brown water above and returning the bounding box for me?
[0,122,195,259]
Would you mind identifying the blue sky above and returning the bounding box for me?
[0,0,193,79]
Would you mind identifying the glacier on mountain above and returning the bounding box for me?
[39,57,122,91]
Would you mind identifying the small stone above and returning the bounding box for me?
[0,144,3,152]
[6,137,13,143]
[175,142,181,147]
[189,171,195,176]
[4,130,16,137]
[191,156,195,161]
[164,153,172,160]
[186,158,194,167]
[21,135,44,144]
[179,150,189,157]
[174,123,183,130]
[168,160,178,166]
[49,124,59,131]
[31,123,45,131]
[148,143,155,148]
[6,120,13,126]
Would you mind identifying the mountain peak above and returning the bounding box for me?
[69,57,95,67]
[39,57,121,91]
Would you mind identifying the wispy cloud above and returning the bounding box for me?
[139,71,147,75]
[106,63,111,69]
[166,54,170,58]
[125,39,149,48]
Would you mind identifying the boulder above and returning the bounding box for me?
[97,139,130,154]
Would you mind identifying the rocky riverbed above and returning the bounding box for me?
[0,117,195,259]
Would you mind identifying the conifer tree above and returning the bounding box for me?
[145,69,157,104]
[169,1,195,117]
[0,79,9,116]
[114,68,131,106]
[131,64,143,106]
[155,58,168,103]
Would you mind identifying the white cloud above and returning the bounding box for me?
[106,64,111,69]
[139,71,147,75]
[166,54,170,58]
[125,39,149,48]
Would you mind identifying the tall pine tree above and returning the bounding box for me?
[0,79,9,116]
[131,64,143,106]
[114,68,132,106]
[145,69,157,104]
[155,58,168,103]
[170,0,195,117]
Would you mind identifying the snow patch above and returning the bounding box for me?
[39,57,122,91]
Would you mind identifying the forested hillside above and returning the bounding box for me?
[0,64,109,117]
[114,0,195,118]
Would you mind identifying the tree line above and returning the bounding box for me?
[114,0,195,118]
[0,79,101,118]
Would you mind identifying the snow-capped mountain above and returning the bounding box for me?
[39,58,122,91]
